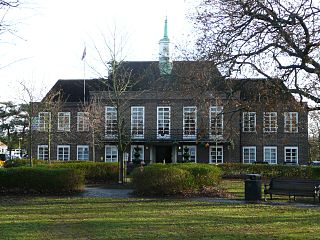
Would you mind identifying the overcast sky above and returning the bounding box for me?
[0,0,193,102]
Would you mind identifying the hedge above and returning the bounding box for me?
[131,163,221,196]
[218,163,320,179]
[4,159,46,168]
[48,162,118,183]
[0,167,85,194]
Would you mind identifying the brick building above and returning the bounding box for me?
[32,19,308,165]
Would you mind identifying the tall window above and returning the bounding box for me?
[209,146,223,164]
[105,107,117,138]
[209,106,223,139]
[38,112,51,132]
[157,107,170,139]
[77,112,89,132]
[243,146,256,164]
[263,112,277,133]
[37,145,48,160]
[57,145,70,161]
[58,112,71,131]
[130,145,145,162]
[183,145,197,162]
[105,145,118,162]
[284,147,298,163]
[243,112,256,132]
[77,145,89,161]
[183,107,197,139]
[131,107,144,139]
[284,112,298,133]
[264,146,277,164]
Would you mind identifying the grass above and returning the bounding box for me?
[0,179,319,239]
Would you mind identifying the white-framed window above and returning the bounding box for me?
[284,112,298,133]
[130,145,145,162]
[264,146,277,164]
[77,145,89,161]
[209,106,223,139]
[243,146,256,164]
[284,147,298,163]
[183,145,197,162]
[77,112,89,132]
[37,145,48,160]
[105,145,118,162]
[131,106,144,139]
[209,146,223,164]
[57,145,70,161]
[263,112,277,133]
[243,112,256,132]
[157,107,170,139]
[105,107,117,138]
[183,107,197,139]
[58,112,71,131]
[38,112,51,132]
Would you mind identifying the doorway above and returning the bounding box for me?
[155,146,172,163]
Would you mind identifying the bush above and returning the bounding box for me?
[48,162,118,183]
[131,163,221,196]
[218,163,320,179]
[0,167,85,194]
[4,159,45,168]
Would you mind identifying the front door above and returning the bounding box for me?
[155,146,172,163]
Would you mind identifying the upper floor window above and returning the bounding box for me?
[209,146,223,164]
[209,106,223,139]
[264,146,277,164]
[284,112,298,133]
[284,146,298,163]
[77,145,89,161]
[57,145,70,161]
[77,112,89,132]
[183,145,197,163]
[131,107,144,139]
[183,107,197,139]
[105,145,118,162]
[105,107,117,138]
[243,112,256,132]
[58,112,70,131]
[38,112,51,132]
[37,145,48,160]
[157,107,170,139]
[263,112,277,133]
[243,146,256,164]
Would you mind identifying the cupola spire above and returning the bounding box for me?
[159,16,172,75]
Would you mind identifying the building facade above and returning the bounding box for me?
[31,20,309,165]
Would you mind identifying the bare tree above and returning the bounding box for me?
[192,0,320,109]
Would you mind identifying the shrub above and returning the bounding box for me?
[131,163,221,196]
[131,165,194,195]
[48,162,118,183]
[218,163,320,179]
[4,159,45,168]
[0,167,84,194]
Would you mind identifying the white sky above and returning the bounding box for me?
[0,0,193,102]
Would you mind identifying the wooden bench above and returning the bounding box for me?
[264,178,320,202]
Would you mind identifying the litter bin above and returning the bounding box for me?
[245,174,262,201]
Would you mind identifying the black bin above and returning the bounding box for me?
[245,174,262,201]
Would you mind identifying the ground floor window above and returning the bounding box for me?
[131,145,144,162]
[57,145,70,161]
[183,145,197,163]
[105,145,118,162]
[37,145,48,160]
[264,146,277,164]
[284,147,298,163]
[243,146,256,164]
[77,145,89,161]
[209,146,223,164]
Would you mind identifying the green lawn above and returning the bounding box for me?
[0,180,319,240]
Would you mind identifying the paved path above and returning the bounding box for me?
[79,185,320,208]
